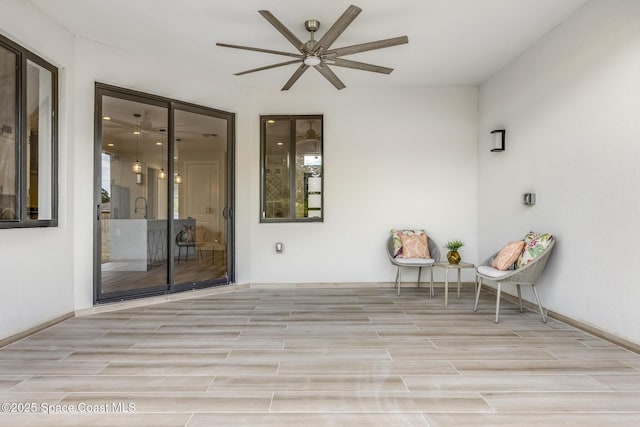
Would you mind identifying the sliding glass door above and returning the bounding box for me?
[94,85,234,303]
[172,107,231,288]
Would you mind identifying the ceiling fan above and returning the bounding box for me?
[216,4,409,91]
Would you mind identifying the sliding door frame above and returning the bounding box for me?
[93,83,235,304]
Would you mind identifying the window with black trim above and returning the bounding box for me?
[260,115,323,222]
[0,34,57,228]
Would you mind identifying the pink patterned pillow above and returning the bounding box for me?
[399,233,430,259]
[491,240,525,271]
[391,229,425,258]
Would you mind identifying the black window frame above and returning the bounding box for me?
[0,33,58,229]
[260,114,324,223]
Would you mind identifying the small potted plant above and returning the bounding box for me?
[444,239,465,264]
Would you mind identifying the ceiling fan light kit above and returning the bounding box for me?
[303,55,321,66]
[217,4,408,91]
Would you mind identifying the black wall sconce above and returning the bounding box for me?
[491,129,505,152]
[523,192,536,206]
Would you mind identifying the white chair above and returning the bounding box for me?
[474,239,556,323]
[386,235,440,296]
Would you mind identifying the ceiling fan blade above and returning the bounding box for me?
[282,64,310,91]
[234,60,302,76]
[329,58,393,74]
[216,43,302,59]
[103,117,135,129]
[314,64,346,90]
[325,36,409,57]
[258,10,306,53]
[313,5,362,55]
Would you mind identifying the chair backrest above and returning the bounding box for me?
[486,239,556,285]
[386,234,440,262]
[195,226,209,243]
[175,227,195,245]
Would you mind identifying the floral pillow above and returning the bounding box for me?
[517,232,553,267]
[399,233,431,259]
[491,240,526,271]
[391,229,426,258]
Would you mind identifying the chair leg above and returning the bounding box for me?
[495,282,502,323]
[429,267,434,298]
[394,267,400,287]
[473,277,482,312]
[531,285,547,323]
[417,267,422,288]
[516,284,523,313]
[397,268,402,296]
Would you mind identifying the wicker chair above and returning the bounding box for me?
[474,239,556,323]
[386,235,440,296]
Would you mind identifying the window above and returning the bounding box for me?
[0,34,57,228]
[260,115,323,222]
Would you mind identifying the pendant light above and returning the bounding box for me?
[132,113,143,173]
[174,138,183,184]
[158,129,167,180]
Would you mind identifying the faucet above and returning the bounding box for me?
[134,196,148,219]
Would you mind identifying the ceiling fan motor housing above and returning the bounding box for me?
[304,19,320,33]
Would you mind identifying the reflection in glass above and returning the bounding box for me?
[26,60,54,220]
[100,97,169,294]
[263,120,291,219]
[173,109,228,285]
[0,45,17,221]
[96,88,233,301]
[261,116,323,222]
[295,119,322,219]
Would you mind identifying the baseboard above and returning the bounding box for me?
[480,287,640,354]
[249,282,392,289]
[0,311,75,349]
[248,282,470,289]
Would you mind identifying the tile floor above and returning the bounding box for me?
[0,286,639,426]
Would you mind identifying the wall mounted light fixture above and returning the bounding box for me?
[491,129,505,152]
[523,192,536,206]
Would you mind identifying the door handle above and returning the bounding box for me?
[222,207,228,219]
[97,204,101,220]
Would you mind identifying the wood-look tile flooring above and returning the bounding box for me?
[101,252,227,294]
[1,286,639,426]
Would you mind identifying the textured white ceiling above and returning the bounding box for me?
[31,0,587,88]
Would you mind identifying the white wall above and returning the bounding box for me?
[0,1,76,339]
[478,0,640,343]
[240,86,479,284]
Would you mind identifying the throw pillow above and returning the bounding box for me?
[391,229,426,258]
[491,240,526,271]
[517,232,553,267]
[180,225,194,243]
[399,233,430,259]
